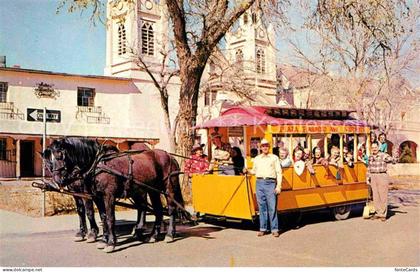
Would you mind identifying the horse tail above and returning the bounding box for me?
[169,157,184,208]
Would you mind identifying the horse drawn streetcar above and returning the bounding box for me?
[192,106,372,222]
[33,105,373,253]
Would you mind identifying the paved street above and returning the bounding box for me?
[1,196,419,267]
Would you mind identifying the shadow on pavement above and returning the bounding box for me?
[106,218,224,252]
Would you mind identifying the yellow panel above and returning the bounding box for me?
[311,165,337,187]
[281,167,293,190]
[192,174,256,220]
[192,174,369,219]
[346,188,368,201]
[356,162,367,183]
[342,165,358,184]
[294,193,325,208]
[323,191,347,204]
[292,169,315,190]
[278,184,369,211]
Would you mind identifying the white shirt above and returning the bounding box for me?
[250,153,282,184]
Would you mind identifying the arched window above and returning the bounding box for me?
[256,48,265,74]
[118,24,127,55]
[141,22,154,56]
[235,49,244,70]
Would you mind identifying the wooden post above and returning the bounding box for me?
[265,125,273,153]
[354,134,358,162]
[339,134,344,164]
[15,139,21,179]
[324,134,329,158]
[307,134,312,159]
[243,126,248,168]
[288,134,293,157]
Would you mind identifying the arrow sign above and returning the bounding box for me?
[27,108,61,123]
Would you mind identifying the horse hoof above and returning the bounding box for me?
[86,236,96,243]
[96,241,107,249]
[164,235,174,243]
[148,236,157,243]
[103,245,115,253]
[73,235,86,242]
[86,232,97,243]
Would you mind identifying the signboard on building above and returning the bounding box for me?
[27,108,61,123]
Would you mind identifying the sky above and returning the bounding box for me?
[0,0,106,75]
[0,0,303,77]
[1,1,417,88]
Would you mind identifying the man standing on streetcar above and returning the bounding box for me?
[245,139,282,237]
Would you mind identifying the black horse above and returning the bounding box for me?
[42,139,105,243]
[43,138,186,253]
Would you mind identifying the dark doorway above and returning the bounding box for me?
[20,140,35,177]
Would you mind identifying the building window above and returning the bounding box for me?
[235,49,244,70]
[0,82,7,103]
[256,48,265,74]
[0,138,6,161]
[141,22,154,56]
[252,13,257,24]
[77,87,95,107]
[204,90,217,106]
[243,13,249,25]
[118,23,127,55]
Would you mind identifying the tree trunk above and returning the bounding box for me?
[174,62,206,157]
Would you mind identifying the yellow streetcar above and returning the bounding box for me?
[192,106,372,222]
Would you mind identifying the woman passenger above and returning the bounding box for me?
[293,146,315,175]
[370,131,377,145]
[358,144,369,165]
[312,147,323,164]
[378,133,388,154]
[344,150,355,168]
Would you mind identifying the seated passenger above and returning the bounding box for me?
[343,145,349,157]
[279,147,292,168]
[184,144,210,177]
[358,144,369,165]
[344,150,355,168]
[329,146,343,168]
[210,133,234,175]
[293,146,304,162]
[312,147,323,164]
[231,146,245,176]
[293,146,315,175]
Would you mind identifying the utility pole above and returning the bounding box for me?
[42,107,46,217]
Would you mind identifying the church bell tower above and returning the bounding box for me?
[225,9,277,104]
[104,0,169,78]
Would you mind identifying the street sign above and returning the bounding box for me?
[27,108,61,123]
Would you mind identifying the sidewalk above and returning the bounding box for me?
[0,209,138,236]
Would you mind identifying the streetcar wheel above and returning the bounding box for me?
[332,205,352,220]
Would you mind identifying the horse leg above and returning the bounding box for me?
[84,198,99,243]
[103,193,116,253]
[94,196,109,250]
[148,192,163,243]
[73,196,87,242]
[131,194,147,241]
[165,195,177,242]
